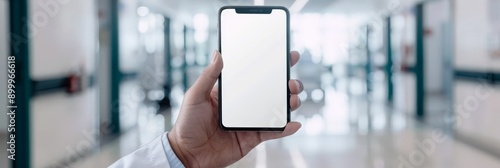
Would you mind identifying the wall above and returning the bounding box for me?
[119,0,142,131]
[453,0,500,155]
[0,0,8,133]
[454,0,499,71]
[28,0,98,167]
[454,81,500,152]
[424,1,450,93]
[119,0,141,73]
[29,1,96,79]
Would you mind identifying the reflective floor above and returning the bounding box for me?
[1,74,500,168]
[66,75,500,168]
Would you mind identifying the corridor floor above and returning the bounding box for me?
[66,85,500,168]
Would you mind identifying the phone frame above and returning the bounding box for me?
[218,6,291,131]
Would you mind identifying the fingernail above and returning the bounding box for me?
[212,50,219,63]
[298,97,301,107]
[295,80,303,91]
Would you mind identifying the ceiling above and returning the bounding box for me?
[143,0,394,28]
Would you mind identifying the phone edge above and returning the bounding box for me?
[218,6,290,132]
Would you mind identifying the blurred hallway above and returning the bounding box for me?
[1,0,500,168]
[63,75,500,168]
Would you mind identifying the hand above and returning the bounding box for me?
[168,50,304,168]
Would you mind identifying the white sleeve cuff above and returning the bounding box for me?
[109,134,170,168]
[162,133,186,168]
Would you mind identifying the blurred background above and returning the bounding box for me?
[1,0,500,167]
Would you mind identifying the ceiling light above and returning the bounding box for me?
[254,0,264,5]
[290,0,309,13]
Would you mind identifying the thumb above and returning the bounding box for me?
[186,50,223,102]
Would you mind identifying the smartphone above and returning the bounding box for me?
[218,6,290,131]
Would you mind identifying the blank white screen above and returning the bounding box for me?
[220,8,288,128]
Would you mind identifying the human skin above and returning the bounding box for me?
[168,50,304,168]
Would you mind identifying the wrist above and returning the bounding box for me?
[167,130,197,168]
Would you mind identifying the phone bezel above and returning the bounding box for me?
[218,6,291,131]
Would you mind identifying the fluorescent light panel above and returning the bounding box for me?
[290,0,309,13]
[254,0,264,5]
